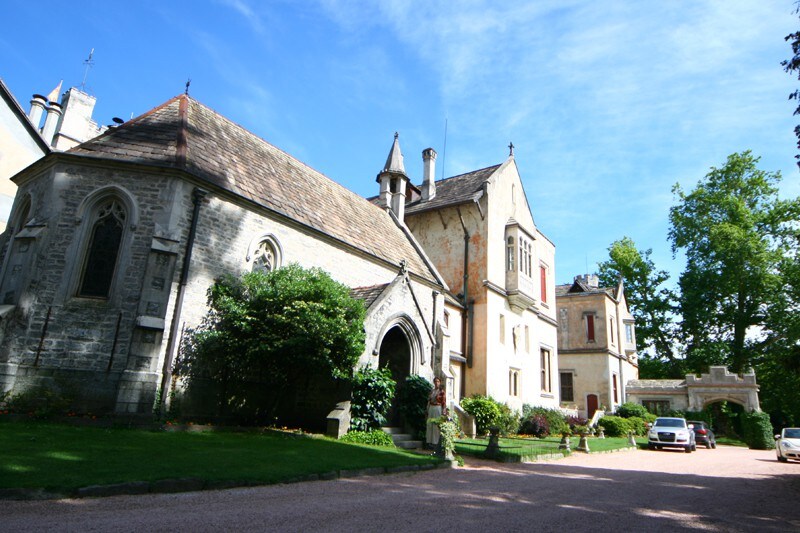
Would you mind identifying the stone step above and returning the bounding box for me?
[382,427,422,450]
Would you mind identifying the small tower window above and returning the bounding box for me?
[506,236,515,272]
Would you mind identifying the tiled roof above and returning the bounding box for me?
[404,165,500,215]
[67,95,438,282]
[555,282,615,298]
[350,284,389,310]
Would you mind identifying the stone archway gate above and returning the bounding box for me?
[625,366,761,413]
[685,366,760,412]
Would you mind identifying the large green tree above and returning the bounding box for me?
[783,5,800,167]
[669,151,800,374]
[597,237,680,378]
[176,264,366,419]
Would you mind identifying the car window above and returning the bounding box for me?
[655,419,684,428]
[784,429,800,439]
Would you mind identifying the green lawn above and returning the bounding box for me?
[0,420,440,492]
[454,435,640,461]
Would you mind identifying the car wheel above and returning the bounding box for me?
[691,444,697,451]
[685,446,692,453]
[710,442,716,449]
[648,443,655,450]
[778,456,789,463]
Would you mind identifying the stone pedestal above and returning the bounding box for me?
[576,432,590,453]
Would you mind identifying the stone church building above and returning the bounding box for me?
[0,88,559,424]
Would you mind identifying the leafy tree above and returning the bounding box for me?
[176,264,366,419]
[597,237,678,370]
[783,5,800,167]
[668,151,800,375]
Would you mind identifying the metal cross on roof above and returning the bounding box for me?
[508,142,514,156]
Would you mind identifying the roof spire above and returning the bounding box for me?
[383,132,406,175]
[508,141,514,156]
[185,78,191,95]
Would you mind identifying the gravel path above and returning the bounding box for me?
[2,446,799,532]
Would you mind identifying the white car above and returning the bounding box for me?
[775,427,800,462]
[648,417,696,453]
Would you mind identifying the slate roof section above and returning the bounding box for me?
[67,95,438,282]
[555,281,615,298]
[403,165,500,215]
[350,284,389,310]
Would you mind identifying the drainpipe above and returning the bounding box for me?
[159,187,207,406]
[457,208,472,369]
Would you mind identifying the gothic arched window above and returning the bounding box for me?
[78,198,126,298]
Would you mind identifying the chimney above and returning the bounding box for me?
[41,101,62,146]
[28,94,47,130]
[575,274,600,288]
[390,178,406,221]
[422,148,437,201]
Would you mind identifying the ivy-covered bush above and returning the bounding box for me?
[520,413,549,438]
[349,366,396,431]
[397,375,433,440]
[340,429,395,447]
[615,402,649,419]
[741,411,774,450]
[521,405,569,436]
[596,415,632,437]
[460,395,502,435]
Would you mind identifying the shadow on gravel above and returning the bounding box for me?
[345,459,800,532]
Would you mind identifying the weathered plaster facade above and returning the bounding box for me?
[556,274,638,417]
[401,150,559,412]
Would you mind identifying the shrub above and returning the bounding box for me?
[7,385,73,419]
[522,405,569,436]
[597,415,632,437]
[460,395,502,435]
[615,402,649,419]
[496,403,521,435]
[519,413,549,438]
[349,366,396,431]
[741,411,774,450]
[397,375,432,440]
[340,429,395,447]
[626,416,649,436]
[566,415,588,431]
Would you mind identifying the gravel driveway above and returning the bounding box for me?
[3,445,799,532]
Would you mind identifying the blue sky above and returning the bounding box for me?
[2,0,798,285]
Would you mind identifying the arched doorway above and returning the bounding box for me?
[376,318,422,426]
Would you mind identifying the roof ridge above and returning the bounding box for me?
[433,163,502,185]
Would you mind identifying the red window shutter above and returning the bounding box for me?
[540,266,547,303]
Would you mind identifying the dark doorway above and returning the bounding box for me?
[586,394,599,419]
[378,326,411,426]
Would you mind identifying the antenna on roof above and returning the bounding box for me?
[440,118,448,180]
[185,78,191,95]
[81,48,95,92]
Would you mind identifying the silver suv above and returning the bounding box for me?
[648,417,696,453]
